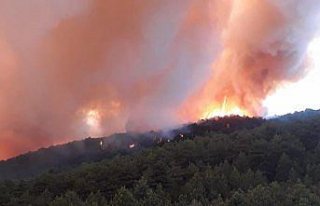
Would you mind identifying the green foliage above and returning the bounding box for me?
[85,191,108,206]
[49,191,84,206]
[111,187,137,206]
[1,110,320,205]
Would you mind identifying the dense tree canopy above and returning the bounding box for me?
[1,110,320,205]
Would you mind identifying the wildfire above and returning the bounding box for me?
[201,96,249,119]
[83,109,103,136]
[85,110,101,128]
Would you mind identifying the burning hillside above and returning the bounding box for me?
[0,0,319,159]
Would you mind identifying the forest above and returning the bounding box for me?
[1,109,320,205]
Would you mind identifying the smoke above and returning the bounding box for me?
[181,0,320,119]
[0,0,319,159]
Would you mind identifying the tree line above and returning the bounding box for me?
[1,110,320,205]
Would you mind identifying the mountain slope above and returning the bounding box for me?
[0,110,320,205]
[0,116,264,180]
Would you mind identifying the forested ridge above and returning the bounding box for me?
[1,109,320,205]
[0,115,263,180]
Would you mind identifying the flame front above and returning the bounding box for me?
[0,0,319,159]
[201,96,249,119]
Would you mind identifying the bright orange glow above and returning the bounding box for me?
[201,96,249,119]
[83,109,103,136]
[0,0,319,160]
[85,110,101,128]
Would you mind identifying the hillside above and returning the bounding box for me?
[0,116,263,180]
[1,109,320,205]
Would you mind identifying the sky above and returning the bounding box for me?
[264,37,320,116]
[0,0,319,159]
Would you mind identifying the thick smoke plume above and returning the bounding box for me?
[0,0,319,159]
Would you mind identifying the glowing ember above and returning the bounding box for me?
[202,96,249,119]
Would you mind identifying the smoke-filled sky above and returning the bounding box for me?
[0,0,319,159]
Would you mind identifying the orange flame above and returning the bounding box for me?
[85,110,101,128]
[201,96,249,119]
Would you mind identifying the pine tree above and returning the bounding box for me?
[49,191,84,206]
[276,153,292,182]
[111,187,137,206]
[85,191,108,206]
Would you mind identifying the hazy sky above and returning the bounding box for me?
[0,0,319,159]
[265,37,320,116]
